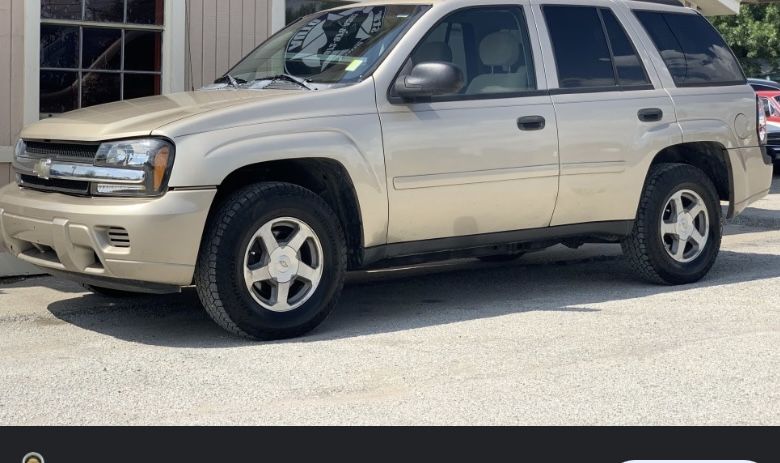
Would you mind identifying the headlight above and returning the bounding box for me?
[14,139,26,160]
[93,138,175,196]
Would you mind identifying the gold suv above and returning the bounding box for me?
[0,0,774,339]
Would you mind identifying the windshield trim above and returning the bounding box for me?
[221,4,431,86]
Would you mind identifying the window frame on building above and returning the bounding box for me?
[39,0,166,116]
[20,0,185,125]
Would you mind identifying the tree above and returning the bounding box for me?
[710,3,780,78]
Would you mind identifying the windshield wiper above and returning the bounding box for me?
[253,73,313,90]
[214,73,246,88]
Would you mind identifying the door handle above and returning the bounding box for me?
[638,108,663,122]
[517,115,546,131]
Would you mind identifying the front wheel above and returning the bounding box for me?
[622,163,722,285]
[195,182,347,340]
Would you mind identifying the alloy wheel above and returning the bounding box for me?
[242,217,324,312]
[660,189,710,264]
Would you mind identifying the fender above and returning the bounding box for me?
[677,118,771,217]
[677,118,741,149]
[162,119,389,248]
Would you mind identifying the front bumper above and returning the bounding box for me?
[0,184,215,287]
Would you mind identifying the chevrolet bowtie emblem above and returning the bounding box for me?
[33,158,52,180]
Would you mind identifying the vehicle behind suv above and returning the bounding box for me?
[0,0,773,339]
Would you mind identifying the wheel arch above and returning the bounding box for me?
[648,141,735,217]
[206,158,366,269]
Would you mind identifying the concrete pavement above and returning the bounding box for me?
[0,177,778,425]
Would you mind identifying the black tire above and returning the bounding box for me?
[81,283,143,298]
[477,253,525,263]
[622,163,722,285]
[195,182,347,340]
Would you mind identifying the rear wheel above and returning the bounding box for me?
[622,163,722,285]
[195,182,346,340]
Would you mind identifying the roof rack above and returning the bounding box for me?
[631,0,685,6]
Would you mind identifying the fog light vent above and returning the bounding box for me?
[107,227,130,248]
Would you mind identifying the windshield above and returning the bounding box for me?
[227,5,426,85]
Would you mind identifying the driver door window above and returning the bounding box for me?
[406,6,537,98]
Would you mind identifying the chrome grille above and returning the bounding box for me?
[24,141,99,163]
[107,227,131,248]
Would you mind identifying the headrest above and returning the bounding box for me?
[479,31,520,67]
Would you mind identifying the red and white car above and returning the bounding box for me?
[760,92,780,164]
[758,90,780,125]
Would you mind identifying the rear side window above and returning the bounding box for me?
[634,10,745,86]
[601,9,648,86]
[543,6,649,90]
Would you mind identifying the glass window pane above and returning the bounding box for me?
[601,9,648,87]
[40,70,80,114]
[124,30,162,71]
[81,72,121,107]
[42,0,83,20]
[123,73,161,99]
[634,11,745,86]
[410,6,537,97]
[82,28,122,70]
[84,0,124,22]
[40,25,80,69]
[544,6,616,89]
[127,0,165,25]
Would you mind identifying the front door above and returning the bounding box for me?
[377,3,560,243]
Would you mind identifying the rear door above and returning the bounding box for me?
[532,1,680,226]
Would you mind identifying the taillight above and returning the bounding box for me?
[758,96,767,145]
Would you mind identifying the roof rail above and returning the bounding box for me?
[631,0,685,6]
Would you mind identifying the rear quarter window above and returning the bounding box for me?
[634,10,745,87]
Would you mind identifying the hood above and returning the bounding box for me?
[20,89,299,142]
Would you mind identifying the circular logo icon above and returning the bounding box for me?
[22,453,44,463]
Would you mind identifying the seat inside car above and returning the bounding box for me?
[466,30,528,94]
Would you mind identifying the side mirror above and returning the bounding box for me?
[394,62,464,100]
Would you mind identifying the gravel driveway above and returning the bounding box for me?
[1,178,778,425]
